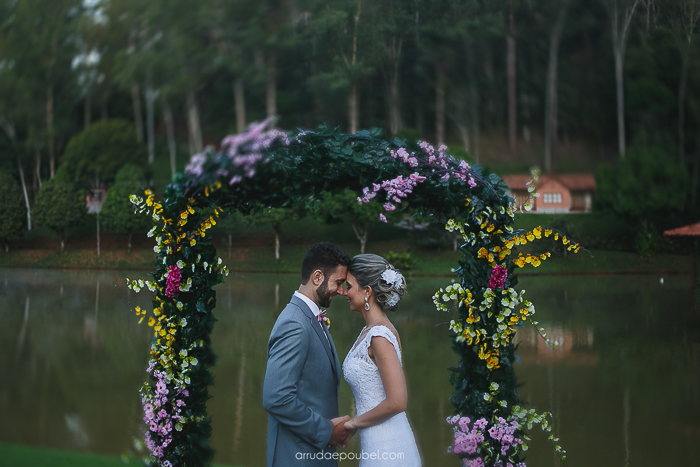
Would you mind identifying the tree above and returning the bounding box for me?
[314,189,386,254]
[34,171,87,252]
[668,0,700,163]
[101,164,151,253]
[595,138,690,254]
[606,0,643,158]
[0,171,26,252]
[244,207,301,260]
[543,0,570,172]
[60,119,147,186]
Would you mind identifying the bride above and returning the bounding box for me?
[342,254,421,466]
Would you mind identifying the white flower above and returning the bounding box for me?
[177,260,185,269]
[147,226,156,237]
[385,292,400,307]
[381,269,403,287]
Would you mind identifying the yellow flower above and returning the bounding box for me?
[526,232,535,242]
[180,212,188,219]
[138,316,145,324]
[545,229,552,237]
[135,306,141,315]
[159,329,167,337]
[487,224,495,233]
[562,236,570,245]
[148,317,155,327]
[554,233,559,240]
[187,206,195,214]
[520,235,528,244]
[487,356,500,370]
[154,324,162,332]
[190,238,197,246]
[533,226,542,239]
[478,248,488,258]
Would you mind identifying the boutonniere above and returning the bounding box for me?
[318,310,331,330]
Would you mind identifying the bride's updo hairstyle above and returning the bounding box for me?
[348,254,407,311]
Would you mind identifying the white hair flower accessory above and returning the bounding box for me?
[381,268,403,288]
[385,292,400,307]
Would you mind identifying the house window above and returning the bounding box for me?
[543,192,562,204]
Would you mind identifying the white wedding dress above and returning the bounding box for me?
[342,325,421,466]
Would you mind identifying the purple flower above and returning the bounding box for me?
[379,214,387,223]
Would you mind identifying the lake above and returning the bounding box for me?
[1,268,698,466]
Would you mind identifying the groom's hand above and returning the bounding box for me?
[329,416,351,448]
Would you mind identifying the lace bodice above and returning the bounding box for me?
[343,325,402,415]
[342,325,421,466]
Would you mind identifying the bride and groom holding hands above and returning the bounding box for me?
[263,242,422,466]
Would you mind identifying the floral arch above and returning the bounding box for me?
[127,119,574,466]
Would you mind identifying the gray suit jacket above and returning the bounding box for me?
[263,295,342,467]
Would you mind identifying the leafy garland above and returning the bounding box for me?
[126,119,574,466]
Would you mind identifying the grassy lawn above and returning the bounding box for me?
[0,213,691,275]
[0,443,242,467]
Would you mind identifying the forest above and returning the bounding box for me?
[0,0,698,247]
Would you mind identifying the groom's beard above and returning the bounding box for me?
[317,277,335,308]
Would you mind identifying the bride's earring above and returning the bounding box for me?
[364,297,370,311]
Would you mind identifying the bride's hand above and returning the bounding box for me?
[344,419,358,432]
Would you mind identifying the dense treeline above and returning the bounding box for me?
[0,0,699,251]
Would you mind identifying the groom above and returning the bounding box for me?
[263,242,353,466]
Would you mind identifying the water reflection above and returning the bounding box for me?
[0,269,698,467]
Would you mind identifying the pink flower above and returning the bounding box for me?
[379,214,387,223]
[165,266,181,298]
[487,265,508,290]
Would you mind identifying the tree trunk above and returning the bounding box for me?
[275,232,280,260]
[131,83,144,142]
[60,238,65,253]
[128,232,132,254]
[17,160,31,231]
[34,145,42,188]
[234,79,246,133]
[46,84,55,178]
[96,211,100,258]
[544,7,567,173]
[435,61,446,147]
[611,0,641,159]
[145,85,156,164]
[679,47,690,164]
[388,37,403,135]
[692,139,699,206]
[186,90,203,154]
[507,0,517,155]
[467,44,481,163]
[266,54,277,118]
[348,0,361,134]
[349,83,359,134]
[351,222,368,254]
[614,45,626,158]
[163,101,177,177]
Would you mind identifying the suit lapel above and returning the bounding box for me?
[290,296,338,383]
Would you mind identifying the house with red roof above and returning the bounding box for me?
[501,174,596,213]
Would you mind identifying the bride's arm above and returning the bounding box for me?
[345,336,408,430]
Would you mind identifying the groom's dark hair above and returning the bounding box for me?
[301,242,350,285]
